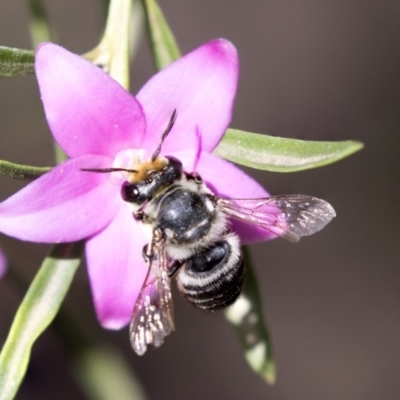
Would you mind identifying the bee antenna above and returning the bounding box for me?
[80,167,139,173]
[151,109,177,162]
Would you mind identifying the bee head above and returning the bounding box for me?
[121,109,181,204]
[121,156,182,205]
[81,110,182,205]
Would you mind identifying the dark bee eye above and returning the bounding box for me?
[121,181,140,202]
[165,156,183,178]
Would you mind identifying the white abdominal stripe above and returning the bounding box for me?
[176,233,244,311]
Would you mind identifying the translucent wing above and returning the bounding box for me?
[217,194,336,243]
[129,238,175,356]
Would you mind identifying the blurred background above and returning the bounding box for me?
[0,1,400,399]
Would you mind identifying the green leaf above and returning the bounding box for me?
[0,47,35,78]
[28,0,55,48]
[0,159,51,180]
[49,283,150,400]
[99,0,133,89]
[214,128,364,172]
[0,243,82,400]
[225,248,276,384]
[142,0,181,70]
[75,346,149,400]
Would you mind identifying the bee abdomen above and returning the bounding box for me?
[176,234,244,311]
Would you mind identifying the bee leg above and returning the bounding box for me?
[152,227,165,242]
[142,244,152,263]
[142,227,165,263]
[134,210,145,221]
[168,260,183,279]
[133,199,151,221]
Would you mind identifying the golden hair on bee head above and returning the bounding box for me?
[127,157,169,184]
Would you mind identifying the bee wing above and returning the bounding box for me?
[217,194,336,243]
[129,240,175,356]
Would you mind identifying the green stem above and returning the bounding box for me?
[85,0,140,89]
[103,0,132,88]
[51,303,149,400]
[0,47,35,78]
[141,0,181,70]
[0,159,51,180]
[75,346,149,400]
[28,0,55,48]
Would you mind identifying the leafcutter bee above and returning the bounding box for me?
[82,110,336,355]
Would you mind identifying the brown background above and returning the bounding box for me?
[1,1,400,399]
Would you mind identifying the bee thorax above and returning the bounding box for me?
[148,184,227,260]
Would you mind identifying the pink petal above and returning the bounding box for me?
[86,205,149,329]
[0,155,120,242]
[193,151,276,244]
[137,39,238,154]
[36,43,146,158]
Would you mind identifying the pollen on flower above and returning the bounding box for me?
[113,149,146,168]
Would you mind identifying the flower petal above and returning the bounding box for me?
[35,43,146,158]
[86,205,149,329]
[193,151,276,244]
[0,155,120,242]
[137,39,238,154]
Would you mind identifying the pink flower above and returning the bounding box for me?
[0,40,272,329]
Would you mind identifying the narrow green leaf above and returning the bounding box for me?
[214,128,364,172]
[75,346,149,400]
[85,0,141,92]
[101,0,133,89]
[225,248,276,384]
[142,0,181,70]
[50,285,150,400]
[28,0,55,48]
[0,47,34,78]
[0,159,51,180]
[0,243,82,400]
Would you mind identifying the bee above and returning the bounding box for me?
[82,110,336,355]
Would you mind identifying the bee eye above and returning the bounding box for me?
[121,181,140,202]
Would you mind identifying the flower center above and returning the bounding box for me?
[113,148,147,175]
